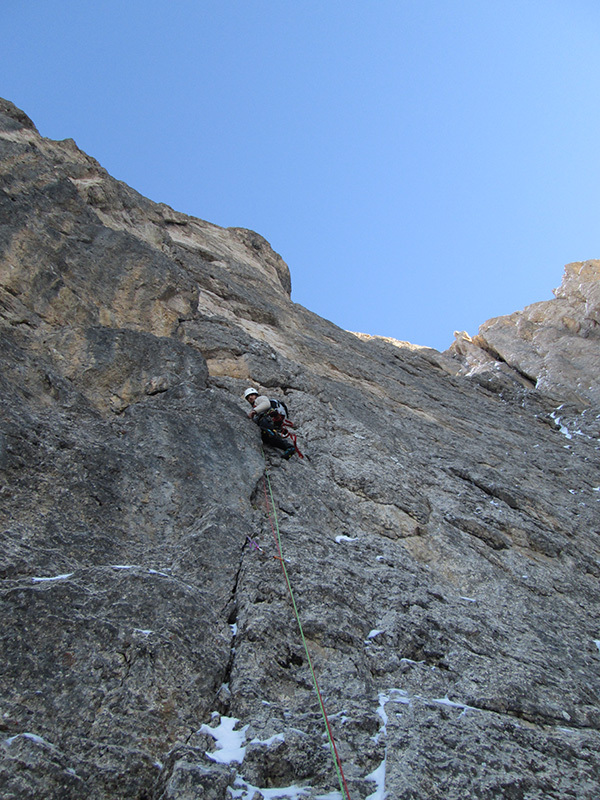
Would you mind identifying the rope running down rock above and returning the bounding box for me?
[262,463,352,800]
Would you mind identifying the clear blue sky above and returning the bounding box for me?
[4,1,600,350]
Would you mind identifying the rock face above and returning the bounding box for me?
[1,98,599,800]
[449,259,600,408]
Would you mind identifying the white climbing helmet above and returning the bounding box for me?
[244,387,259,399]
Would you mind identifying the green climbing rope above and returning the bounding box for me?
[263,466,352,800]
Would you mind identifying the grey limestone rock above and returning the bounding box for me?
[449,259,600,408]
[1,98,599,799]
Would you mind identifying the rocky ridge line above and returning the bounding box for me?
[449,259,600,408]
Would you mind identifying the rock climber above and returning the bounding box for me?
[243,387,296,459]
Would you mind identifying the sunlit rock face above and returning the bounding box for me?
[1,98,599,800]
[449,260,600,408]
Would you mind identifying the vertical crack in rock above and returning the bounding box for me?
[214,536,252,718]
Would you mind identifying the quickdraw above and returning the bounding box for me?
[246,535,290,563]
[246,535,264,553]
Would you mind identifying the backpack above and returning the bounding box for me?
[269,399,289,419]
[269,398,304,459]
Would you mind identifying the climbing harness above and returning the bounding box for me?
[261,408,304,459]
[261,463,352,800]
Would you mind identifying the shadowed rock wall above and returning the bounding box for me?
[1,98,599,799]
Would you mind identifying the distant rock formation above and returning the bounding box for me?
[1,98,599,800]
[449,260,600,407]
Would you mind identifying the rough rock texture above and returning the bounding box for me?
[449,259,600,408]
[1,97,599,799]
